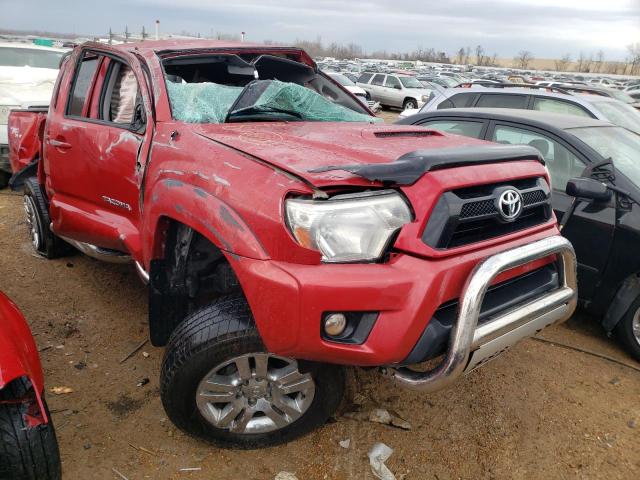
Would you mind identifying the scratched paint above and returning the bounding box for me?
[212,174,231,187]
[105,131,139,156]
[164,179,184,188]
[219,205,245,232]
[224,162,241,170]
[159,169,186,176]
[193,187,208,198]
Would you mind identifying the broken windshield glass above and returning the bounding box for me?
[226,80,379,123]
[166,78,378,124]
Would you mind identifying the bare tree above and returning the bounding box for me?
[514,50,534,69]
[627,43,640,75]
[455,47,465,64]
[576,52,592,73]
[463,47,471,65]
[595,50,605,73]
[475,44,485,66]
[554,53,572,72]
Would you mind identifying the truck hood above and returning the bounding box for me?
[191,122,485,186]
[0,66,57,107]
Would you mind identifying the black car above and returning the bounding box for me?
[397,108,640,360]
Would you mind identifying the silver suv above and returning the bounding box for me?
[356,72,433,110]
[410,86,640,135]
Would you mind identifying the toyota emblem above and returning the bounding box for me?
[497,189,522,222]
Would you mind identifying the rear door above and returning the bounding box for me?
[383,75,402,107]
[369,74,386,102]
[487,122,615,298]
[44,48,152,255]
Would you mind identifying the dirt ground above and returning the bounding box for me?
[1,111,639,479]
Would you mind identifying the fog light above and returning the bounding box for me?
[324,313,347,336]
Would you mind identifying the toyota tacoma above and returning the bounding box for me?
[8,40,577,448]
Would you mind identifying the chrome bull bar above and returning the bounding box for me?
[384,235,577,393]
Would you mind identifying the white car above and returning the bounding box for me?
[326,72,381,112]
[0,42,67,186]
[326,72,368,99]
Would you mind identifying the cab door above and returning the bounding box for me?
[44,48,152,256]
[487,122,616,299]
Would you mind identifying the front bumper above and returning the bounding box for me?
[232,228,575,372]
[384,235,576,392]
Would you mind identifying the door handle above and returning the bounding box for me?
[49,138,72,149]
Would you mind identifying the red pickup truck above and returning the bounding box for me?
[8,40,577,448]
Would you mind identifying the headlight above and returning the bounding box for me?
[285,190,412,263]
[0,105,19,124]
[421,95,430,102]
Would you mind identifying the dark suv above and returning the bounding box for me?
[398,108,640,361]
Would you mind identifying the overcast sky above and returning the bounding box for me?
[2,0,639,60]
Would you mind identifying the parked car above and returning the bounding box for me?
[0,291,61,479]
[0,42,66,188]
[559,85,640,109]
[411,86,640,134]
[356,72,433,110]
[325,72,380,112]
[397,108,640,360]
[9,40,577,448]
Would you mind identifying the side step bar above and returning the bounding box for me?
[383,235,577,393]
[58,235,132,264]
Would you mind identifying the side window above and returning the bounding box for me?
[421,120,484,139]
[476,94,527,109]
[67,53,99,117]
[385,76,401,89]
[371,74,385,86]
[101,61,140,125]
[357,73,373,84]
[532,98,591,118]
[437,92,473,109]
[492,125,585,190]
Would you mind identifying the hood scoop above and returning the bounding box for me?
[373,130,439,139]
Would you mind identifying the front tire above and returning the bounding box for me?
[23,178,71,259]
[160,296,344,449]
[615,297,640,362]
[0,378,62,480]
[403,98,418,110]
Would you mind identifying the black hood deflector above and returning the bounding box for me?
[308,144,544,185]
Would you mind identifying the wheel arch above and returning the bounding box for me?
[146,215,254,346]
[144,178,268,264]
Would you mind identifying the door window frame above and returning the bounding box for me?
[486,120,591,191]
[64,48,146,132]
[414,115,490,139]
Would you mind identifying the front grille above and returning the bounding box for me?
[460,199,496,218]
[422,177,552,249]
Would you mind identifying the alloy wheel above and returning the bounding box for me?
[195,353,315,434]
[23,195,42,251]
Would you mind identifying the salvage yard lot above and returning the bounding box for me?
[1,184,639,479]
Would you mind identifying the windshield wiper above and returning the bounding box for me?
[226,106,303,122]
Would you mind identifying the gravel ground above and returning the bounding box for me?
[0,112,639,479]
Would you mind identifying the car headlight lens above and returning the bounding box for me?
[0,105,19,124]
[421,95,430,102]
[285,190,412,262]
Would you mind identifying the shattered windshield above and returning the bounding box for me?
[226,80,377,123]
[167,79,378,124]
[163,52,376,124]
